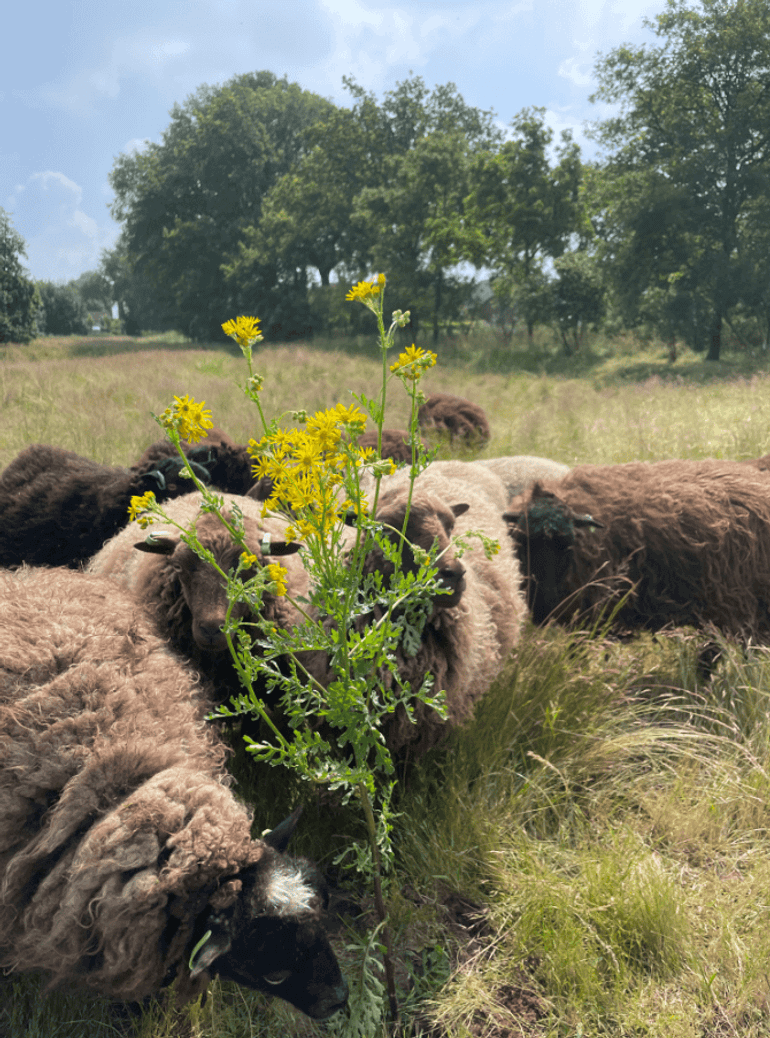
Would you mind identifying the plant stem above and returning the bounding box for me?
[357,781,400,1028]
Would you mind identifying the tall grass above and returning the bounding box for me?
[4,331,770,1036]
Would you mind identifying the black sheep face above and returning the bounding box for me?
[190,850,348,1019]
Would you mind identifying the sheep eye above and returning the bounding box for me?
[262,969,292,986]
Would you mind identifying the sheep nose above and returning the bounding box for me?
[315,979,350,1018]
[193,620,228,650]
[436,562,466,604]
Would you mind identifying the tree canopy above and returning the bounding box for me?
[590,0,770,359]
[0,208,39,345]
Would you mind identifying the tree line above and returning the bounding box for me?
[3,0,770,362]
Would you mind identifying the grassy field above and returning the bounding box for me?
[4,329,770,1036]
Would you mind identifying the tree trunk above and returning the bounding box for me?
[433,268,443,345]
[707,312,722,361]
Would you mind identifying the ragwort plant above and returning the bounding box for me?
[129,276,487,1031]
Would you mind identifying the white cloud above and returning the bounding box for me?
[5,172,118,281]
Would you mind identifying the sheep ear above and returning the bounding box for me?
[133,534,180,555]
[188,930,232,978]
[262,805,303,853]
[574,513,604,530]
[451,503,470,518]
[264,541,302,557]
[502,510,520,525]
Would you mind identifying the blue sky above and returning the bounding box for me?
[2,0,660,283]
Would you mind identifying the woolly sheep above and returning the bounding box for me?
[357,427,414,464]
[360,458,510,512]
[505,459,770,640]
[476,455,570,500]
[418,392,491,446]
[329,466,527,756]
[132,426,256,495]
[0,444,210,569]
[87,492,307,704]
[0,567,348,1017]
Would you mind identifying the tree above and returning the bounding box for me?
[37,281,91,335]
[109,72,335,340]
[552,251,606,355]
[100,234,177,336]
[0,208,40,344]
[466,108,585,340]
[352,77,502,343]
[591,0,770,360]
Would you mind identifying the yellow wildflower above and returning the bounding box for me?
[306,410,343,452]
[345,275,385,305]
[159,395,214,444]
[241,551,259,568]
[389,344,437,382]
[265,563,288,596]
[222,315,263,348]
[128,490,157,528]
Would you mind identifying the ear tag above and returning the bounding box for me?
[262,532,272,555]
[188,930,212,972]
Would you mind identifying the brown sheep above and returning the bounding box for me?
[132,426,256,495]
[0,444,210,569]
[87,492,307,704]
[418,392,491,447]
[314,470,526,757]
[357,427,414,464]
[0,567,347,1017]
[505,459,770,640]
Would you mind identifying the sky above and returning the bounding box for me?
[2,0,662,283]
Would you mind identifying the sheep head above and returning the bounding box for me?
[134,512,301,652]
[369,489,468,608]
[188,810,348,1020]
[504,483,604,624]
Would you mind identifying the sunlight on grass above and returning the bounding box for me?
[5,333,770,1035]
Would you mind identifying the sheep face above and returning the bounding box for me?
[189,818,348,1020]
[372,490,469,607]
[504,487,604,623]
[136,513,301,652]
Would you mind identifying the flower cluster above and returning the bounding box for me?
[222,315,263,350]
[158,394,214,444]
[249,403,371,542]
[127,490,157,528]
[346,273,386,310]
[265,562,288,597]
[389,344,437,383]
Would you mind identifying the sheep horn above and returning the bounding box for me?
[262,805,303,853]
[134,534,180,555]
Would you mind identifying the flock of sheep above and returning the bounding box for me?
[4,386,770,1020]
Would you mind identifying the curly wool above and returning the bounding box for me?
[417,392,491,446]
[509,459,770,638]
[476,455,570,501]
[0,568,264,1001]
[132,427,255,495]
[356,468,526,756]
[0,444,201,568]
[87,492,308,702]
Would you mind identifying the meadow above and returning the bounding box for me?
[4,328,770,1037]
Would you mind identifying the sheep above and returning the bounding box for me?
[417,392,491,447]
[86,492,308,705]
[0,444,211,569]
[476,455,570,501]
[357,428,414,464]
[322,467,527,757]
[504,459,770,641]
[359,458,511,512]
[0,567,348,1017]
[132,426,256,495]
